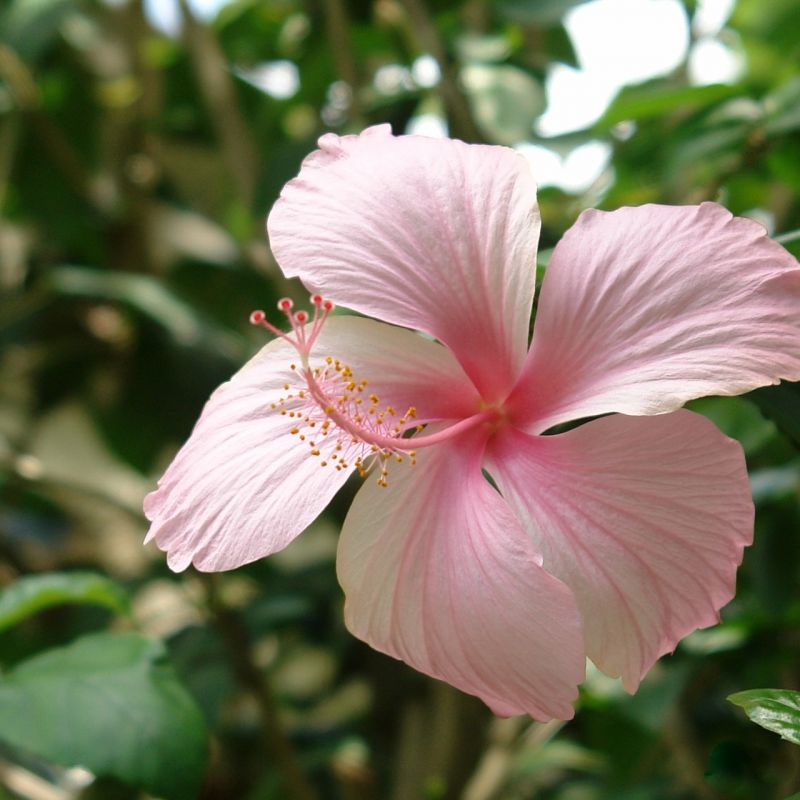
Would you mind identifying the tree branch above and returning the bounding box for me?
[202,574,319,800]
[177,0,260,207]
[398,0,485,142]
[322,0,366,127]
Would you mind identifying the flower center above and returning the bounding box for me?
[250,295,496,485]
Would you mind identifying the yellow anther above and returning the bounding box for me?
[283,383,289,390]
[320,461,327,467]
[311,449,321,456]
[290,427,299,435]
[325,356,333,364]
[407,407,417,418]
[368,394,379,404]
[386,406,396,415]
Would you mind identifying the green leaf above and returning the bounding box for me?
[0,0,74,62]
[728,689,800,745]
[457,32,512,63]
[746,381,800,449]
[461,63,544,145]
[0,571,129,632]
[0,632,208,799]
[493,0,591,25]
[47,265,204,346]
[763,75,800,136]
[47,265,242,357]
[596,83,739,128]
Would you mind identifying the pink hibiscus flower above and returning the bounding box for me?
[144,125,800,720]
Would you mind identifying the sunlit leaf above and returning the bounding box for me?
[0,572,129,632]
[461,64,544,145]
[457,33,512,63]
[728,689,800,745]
[0,632,208,799]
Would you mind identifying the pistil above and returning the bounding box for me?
[251,296,493,483]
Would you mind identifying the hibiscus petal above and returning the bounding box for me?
[487,410,753,691]
[337,430,585,719]
[145,316,476,571]
[509,203,800,432]
[267,125,540,399]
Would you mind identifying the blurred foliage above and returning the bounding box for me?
[0,0,798,798]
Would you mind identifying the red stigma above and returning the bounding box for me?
[251,293,334,357]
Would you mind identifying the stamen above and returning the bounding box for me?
[250,294,494,485]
